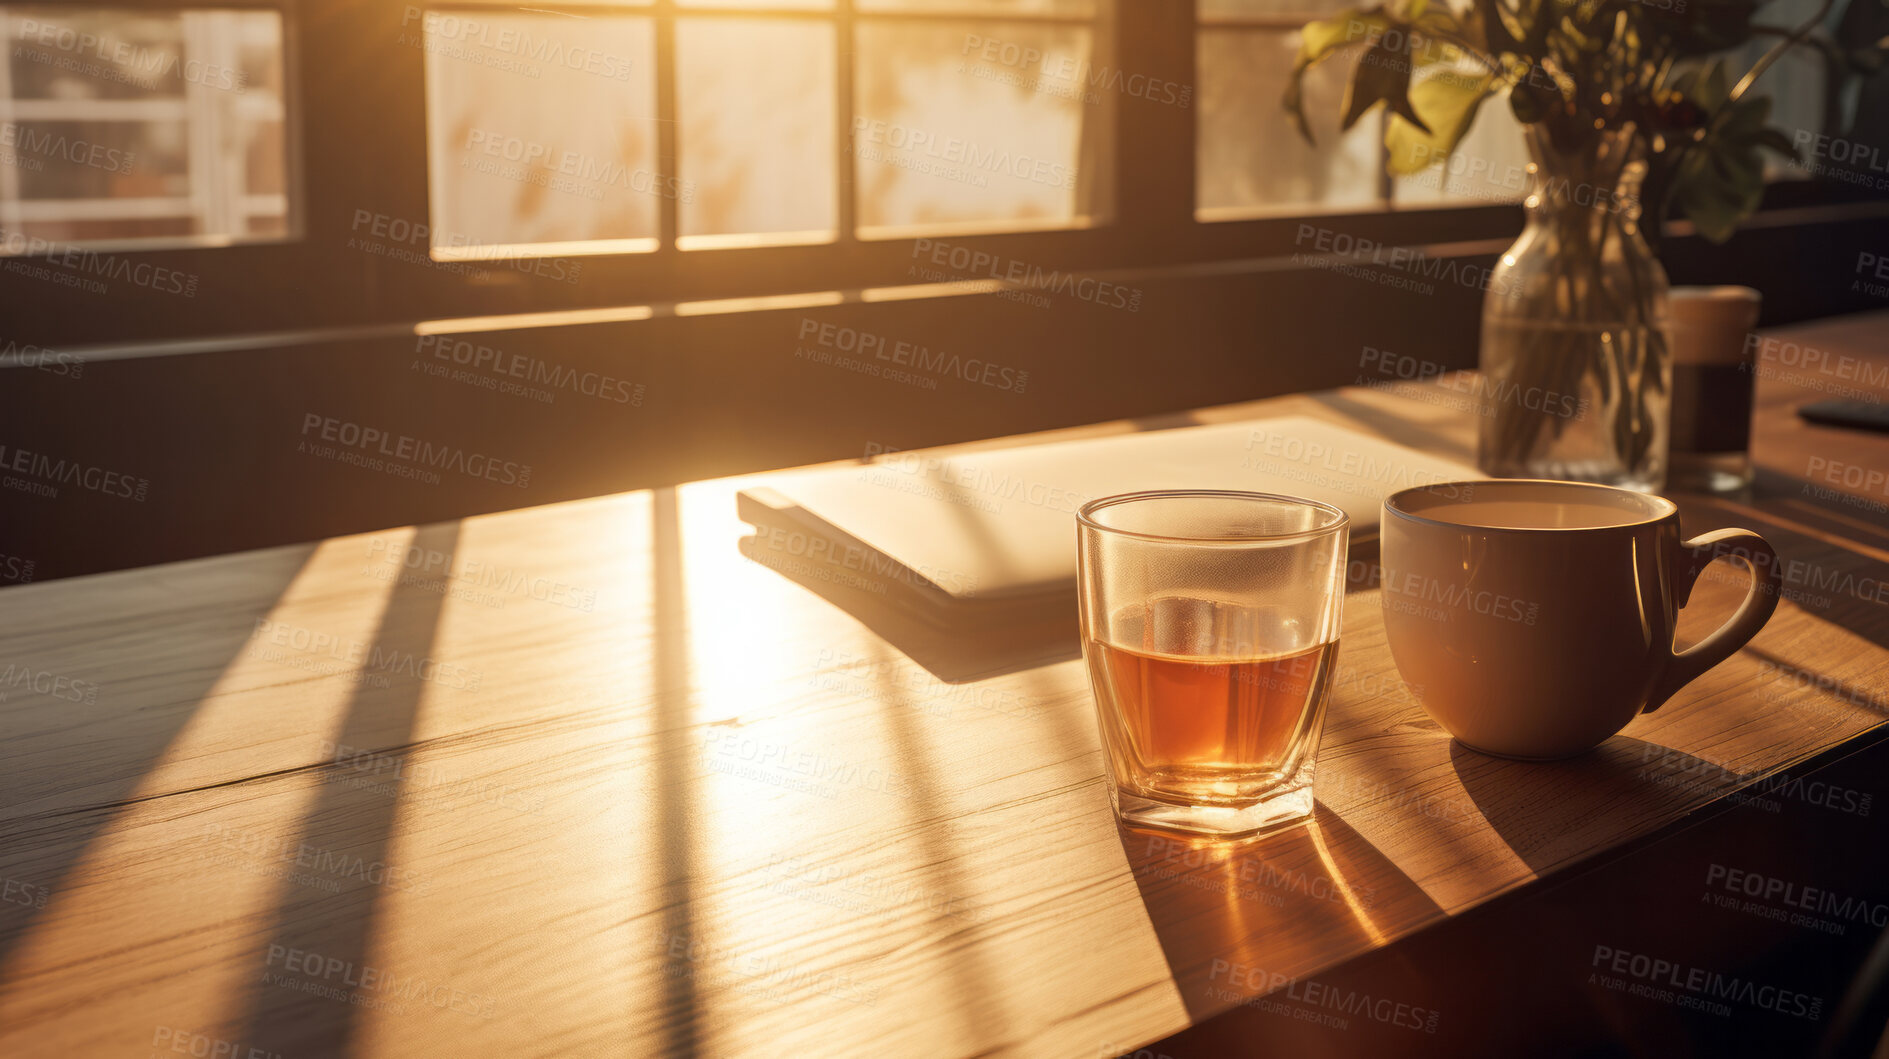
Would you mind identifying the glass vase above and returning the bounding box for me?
[1477,125,1672,492]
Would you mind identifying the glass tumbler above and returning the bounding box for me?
[1077,490,1349,838]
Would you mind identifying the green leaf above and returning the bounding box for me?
[1284,7,1397,143]
[1750,127,1801,162]
[1341,40,1433,133]
[1386,70,1499,174]
[1697,60,1729,111]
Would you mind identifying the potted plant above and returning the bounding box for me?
[1285,0,1880,489]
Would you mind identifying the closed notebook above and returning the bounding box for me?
[737,416,1481,620]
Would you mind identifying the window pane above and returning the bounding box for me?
[681,0,831,9]
[422,12,659,254]
[855,20,1104,234]
[0,7,289,252]
[1198,0,1312,19]
[1196,27,1380,217]
[859,0,1093,14]
[676,19,835,244]
[11,121,184,198]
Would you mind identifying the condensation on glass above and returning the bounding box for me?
[0,6,290,254]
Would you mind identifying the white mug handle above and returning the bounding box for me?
[1642,528,1782,714]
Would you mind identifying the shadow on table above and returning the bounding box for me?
[1118,805,1444,1025]
[731,412,1200,684]
[0,544,316,973]
[1448,734,1786,877]
[234,522,460,1057]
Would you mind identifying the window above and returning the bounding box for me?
[0,0,1854,347]
[0,6,292,253]
[1195,0,1532,219]
[417,0,1112,257]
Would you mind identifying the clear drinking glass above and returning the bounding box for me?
[1077,490,1349,838]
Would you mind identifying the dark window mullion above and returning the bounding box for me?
[1115,0,1194,241]
[656,0,680,250]
[837,0,856,243]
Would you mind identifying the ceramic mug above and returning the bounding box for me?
[1380,479,1781,759]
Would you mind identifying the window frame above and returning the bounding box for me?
[3,0,1854,349]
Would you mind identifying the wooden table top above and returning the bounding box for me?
[3,312,1887,1059]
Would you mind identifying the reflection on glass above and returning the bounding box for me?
[676,18,835,243]
[0,7,290,251]
[1196,27,1379,217]
[855,20,1102,233]
[423,12,659,254]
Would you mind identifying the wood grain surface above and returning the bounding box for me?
[2,313,1886,1059]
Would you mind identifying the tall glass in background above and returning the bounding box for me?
[1667,286,1762,494]
[1077,490,1348,838]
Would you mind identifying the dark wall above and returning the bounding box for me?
[4,211,1885,583]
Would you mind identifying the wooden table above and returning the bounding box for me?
[3,312,1887,1058]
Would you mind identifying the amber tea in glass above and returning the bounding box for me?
[1078,491,1348,838]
